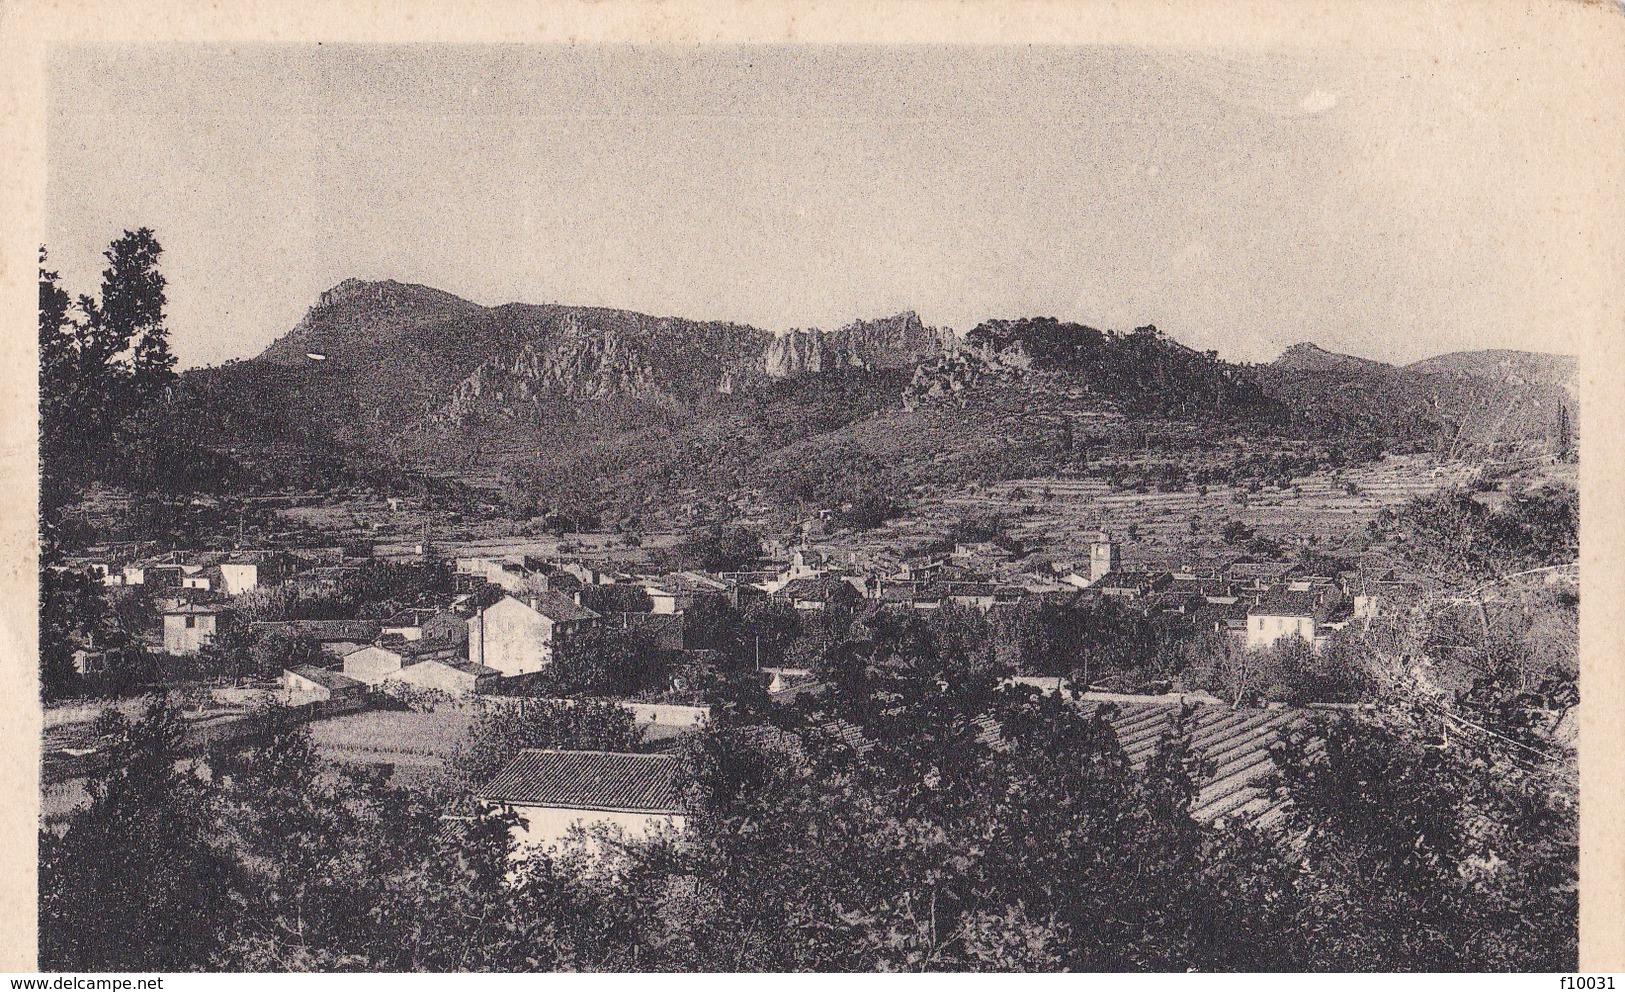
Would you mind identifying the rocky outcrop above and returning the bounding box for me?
[902,334,1034,409]
[765,329,828,378]
[764,311,951,378]
[1272,342,1393,374]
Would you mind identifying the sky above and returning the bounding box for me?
[44,43,1582,369]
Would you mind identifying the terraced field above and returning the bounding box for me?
[857,454,1515,565]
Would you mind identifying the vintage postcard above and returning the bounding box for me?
[3,0,1622,975]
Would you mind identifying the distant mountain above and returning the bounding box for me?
[1271,343,1393,374]
[1405,349,1575,387]
[906,318,1285,422]
[168,281,1578,516]
[180,281,946,499]
[1253,342,1576,460]
[258,279,489,365]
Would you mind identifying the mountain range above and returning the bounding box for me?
[175,279,1577,518]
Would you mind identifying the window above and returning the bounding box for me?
[185,616,196,629]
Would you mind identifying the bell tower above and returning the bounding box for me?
[1089,529,1119,584]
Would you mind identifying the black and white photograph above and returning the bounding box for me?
[13,5,1624,974]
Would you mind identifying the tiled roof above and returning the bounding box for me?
[398,639,462,659]
[384,607,441,626]
[1098,570,1171,590]
[1251,590,1322,617]
[661,571,729,593]
[528,591,601,623]
[288,665,364,692]
[254,619,381,642]
[1081,701,1309,829]
[460,585,509,612]
[786,699,1311,831]
[778,576,857,601]
[478,749,685,814]
[403,656,499,678]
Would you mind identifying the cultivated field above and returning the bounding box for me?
[854,454,1573,566]
[306,706,478,788]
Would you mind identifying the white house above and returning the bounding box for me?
[467,593,601,677]
[1245,591,1323,652]
[384,657,500,697]
[282,665,365,705]
[162,604,225,655]
[341,644,406,685]
[641,584,681,615]
[219,555,286,596]
[477,749,686,854]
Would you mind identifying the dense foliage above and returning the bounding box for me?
[964,319,1286,422]
[41,619,1576,971]
[1387,484,1578,580]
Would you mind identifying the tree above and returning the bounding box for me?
[40,228,189,530]
[671,523,763,573]
[595,627,670,695]
[247,627,325,679]
[1271,707,1577,970]
[1182,634,1349,706]
[39,250,77,484]
[682,596,741,655]
[445,698,644,795]
[840,487,902,531]
[39,704,240,969]
[737,599,801,667]
[93,228,174,403]
[39,566,140,700]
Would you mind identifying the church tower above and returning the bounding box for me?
[1089,529,1119,584]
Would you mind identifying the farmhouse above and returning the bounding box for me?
[163,603,226,655]
[468,592,601,677]
[773,576,862,611]
[946,582,998,612]
[1245,590,1325,651]
[219,553,288,596]
[639,571,733,615]
[381,608,431,641]
[180,569,216,592]
[385,657,500,696]
[1093,570,1174,600]
[420,609,470,646]
[341,644,406,685]
[477,749,686,853]
[282,665,365,705]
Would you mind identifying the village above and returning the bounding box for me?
[43,477,1468,854]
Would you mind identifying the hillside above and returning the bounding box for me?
[167,281,1577,523]
[1271,342,1393,374]
[1406,349,1575,384]
[1255,338,1575,459]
